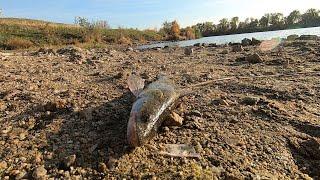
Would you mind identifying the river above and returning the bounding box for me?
[139,26,320,49]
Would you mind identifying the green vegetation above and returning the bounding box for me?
[0,18,162,50]
[191,8,320,37]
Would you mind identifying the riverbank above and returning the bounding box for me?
[0,37,320,179]
[0,18,162,50]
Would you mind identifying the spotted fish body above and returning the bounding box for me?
[127,76,180,147]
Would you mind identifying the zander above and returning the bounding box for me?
[127,75,180,147]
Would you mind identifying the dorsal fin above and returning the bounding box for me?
[127,74,145,97]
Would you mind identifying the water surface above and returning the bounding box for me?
[139,27,320,49]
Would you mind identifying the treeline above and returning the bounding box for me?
[160,8,320,40]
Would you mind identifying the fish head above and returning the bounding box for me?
[127,90,168,147]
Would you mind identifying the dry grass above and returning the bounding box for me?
[0,18,162,49]
[3,37,34,50]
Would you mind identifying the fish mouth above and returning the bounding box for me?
[127,112,140,147]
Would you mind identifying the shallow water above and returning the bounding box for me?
[139,26,320,49]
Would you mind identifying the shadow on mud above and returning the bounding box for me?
[288,137,320,178]
[49,91,134,170]
[12,91,135,172]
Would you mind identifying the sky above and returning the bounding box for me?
[0,0,319,29]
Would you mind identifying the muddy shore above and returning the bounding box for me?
[0,38,320,179]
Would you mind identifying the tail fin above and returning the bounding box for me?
[127,74,145,97]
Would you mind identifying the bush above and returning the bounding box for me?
[3,37,34,50]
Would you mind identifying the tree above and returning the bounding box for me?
[217,18,230,33]
[286,10,301,26]
[230,17,239,31]
[171,20,180,40]
[160,21,172,35]
[74,16,90,27]
[270,13,285,28]
[185,27,195,40]
[301,8,320,26]
[259,14,271,28]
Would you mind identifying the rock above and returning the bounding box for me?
[126,47,134,52]
[208,43,217,47]
[212,99,229,106]
[246,53,263,63]
[98,162,108,173]
[221,49,229,54]
[163,112,183,126]
[57,46,83,62]
[241,38,252,46]
[287,34,299,41]
[33,166,47,179]
[15,171,27,180]
[184,47,194,56]
[298,35,318,41]
[33,48,56,56]
[194,43,201,47]
[57,46,82,55]
[190,110,202,117]
[251,38,262,45]
[0,101,7,111]
[63,155,76,168]
[242,96,260,105]
[232,45,244,52]
[0,161,7,169]
[152,47,162,51]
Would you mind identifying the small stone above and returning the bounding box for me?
[232,45,243,52]
[242,96,260,106]
[19,132,27,140]
[212,99,229,106]
[107,157,116,170]
[15,171,27,180]
[0,101,7,111]
[98,162,108,173]
[126,47,134,52]
[241,38,252,46]
[0,161,7,169]
[163,127,170,132]
[287,34,299,41]
[63,155,76,168]
[33,166,47,179]
[190,110,202,117]
[246,53,263,63]
[221,49,229,54]
[184,47,194,56]
[251,38,262,45]
[34,153,42,164]
[163,112,183,126]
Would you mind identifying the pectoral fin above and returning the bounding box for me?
[127,74,145,97]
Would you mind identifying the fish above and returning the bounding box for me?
[127,74,180,147]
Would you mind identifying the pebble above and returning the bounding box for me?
[63,154,76,168]
[163,112,183,126]
[15,171,27,180]
[246,53,263,63]
[242,96,260,106]
[184,48,194,56]
[0,161,7,169]
[190,110,202,117]
[33,166,47,179]
[98,162,108,173]
[221,49,229,54]
[232,45,244,52]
